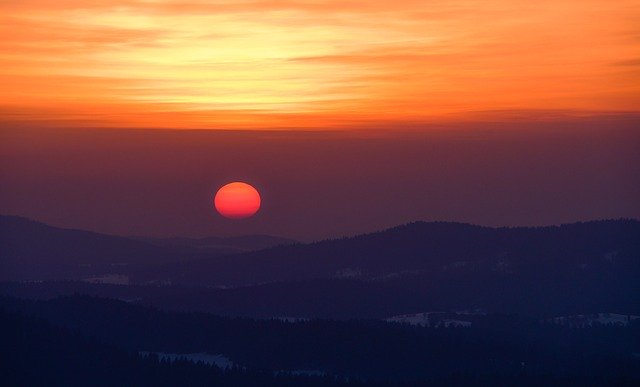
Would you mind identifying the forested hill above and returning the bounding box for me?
[140,219,640,286]
[1,295,639,384]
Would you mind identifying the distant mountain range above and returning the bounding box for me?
[0,215,294,281]
[135,219,640,287]
[1,215,638,318]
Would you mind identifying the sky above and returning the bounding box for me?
[1,1,639,239]
[1,0,639,129]
[1,119,638,240]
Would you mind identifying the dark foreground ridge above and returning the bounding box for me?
[1,295,639,386]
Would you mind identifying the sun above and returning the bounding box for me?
[214,182,261,219]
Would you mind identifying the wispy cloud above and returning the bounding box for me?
[1,0,639,128]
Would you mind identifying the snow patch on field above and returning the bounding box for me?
[548,313,640,327]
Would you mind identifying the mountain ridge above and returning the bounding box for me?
[0,215,293,281]
[147,218,639,286]
[2,215,639,286]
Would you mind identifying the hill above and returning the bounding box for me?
[0,215,184,281]
[2,217,638,317]
[135,219,640,287]
[0,215,295,282]
[0,304,361,387]
[1,294,638,384]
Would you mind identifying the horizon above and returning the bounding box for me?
[2,213,638,243]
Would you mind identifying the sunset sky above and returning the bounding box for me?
[1,1,639,239]
[1,0,639,129]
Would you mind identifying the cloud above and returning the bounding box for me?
[1,0,639,129]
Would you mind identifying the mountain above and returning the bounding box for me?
[0,215,177,281]
[4,215,637,287]
[135,219,640,287]
[2,217,638,317]
[125,219,639,317]
[0,215,295,282]
[3,217,637,384]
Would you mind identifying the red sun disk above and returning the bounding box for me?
[214,182,261,219]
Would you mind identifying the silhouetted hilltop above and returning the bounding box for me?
[145,219,640,286]
[0,215,294,281]
[0,215,185,281]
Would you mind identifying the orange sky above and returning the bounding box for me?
[1,0,639,129]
